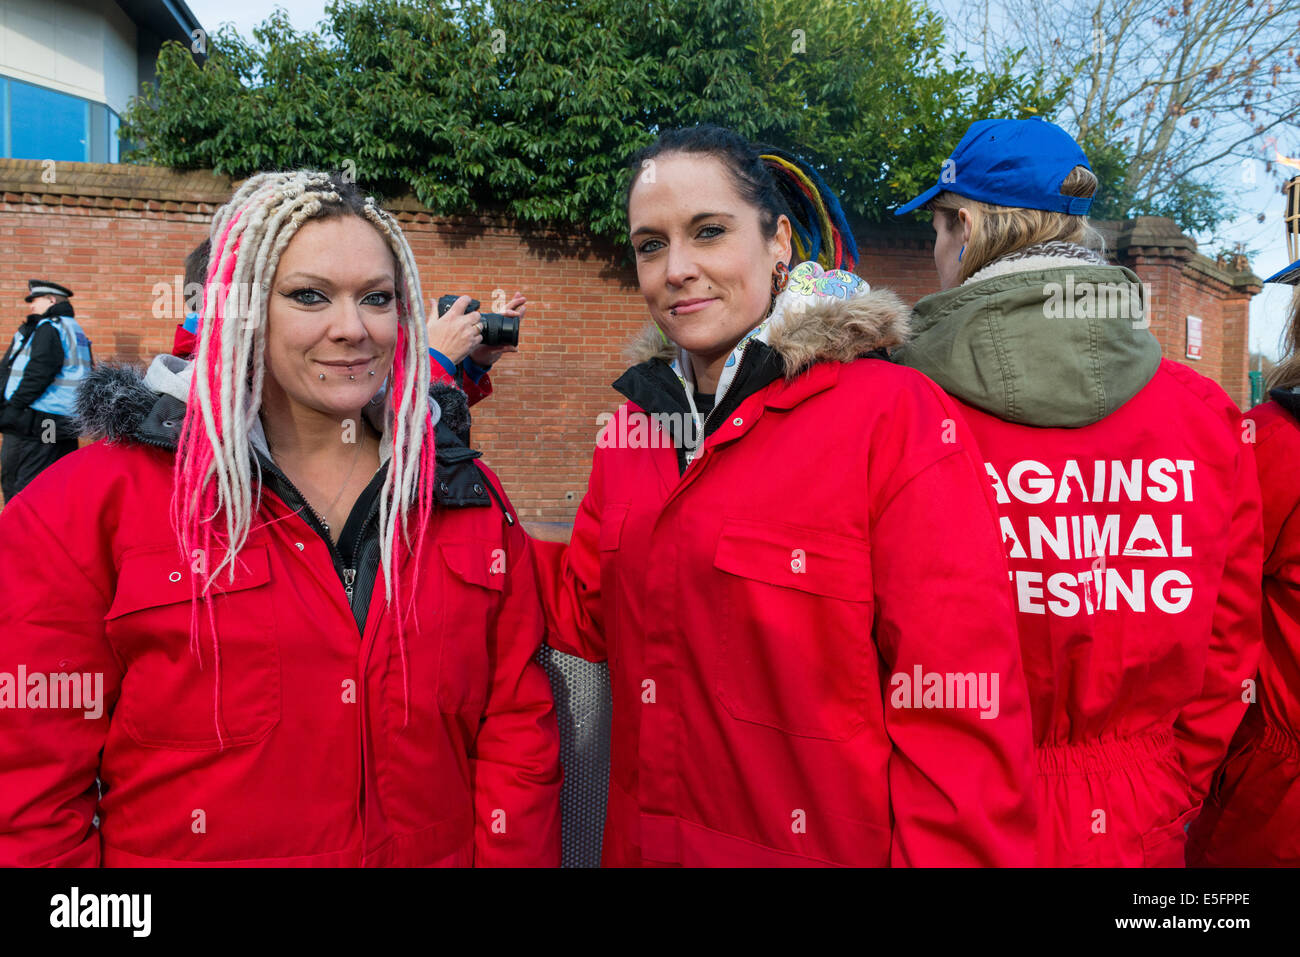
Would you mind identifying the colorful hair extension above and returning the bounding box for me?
[171,169,436,742]
[759,148,859,271]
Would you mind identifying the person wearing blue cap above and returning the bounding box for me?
[1187,256,1300,867]
[892,117,1264,868]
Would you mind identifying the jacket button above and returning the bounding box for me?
[472,483,484,495]
[439,482,450,494]
[168,571,182,582]
[732,416,743,427]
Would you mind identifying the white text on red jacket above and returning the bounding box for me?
[984,458,1196,617]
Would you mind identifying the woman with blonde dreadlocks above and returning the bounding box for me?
[0,170,561,867]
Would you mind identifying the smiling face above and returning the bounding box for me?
[262,215,400,422]
[628,152,791,366]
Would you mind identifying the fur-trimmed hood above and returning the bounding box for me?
[624,279,909,377]
[75,354,470,453]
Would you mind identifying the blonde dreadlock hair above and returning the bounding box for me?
[173,170,437,740]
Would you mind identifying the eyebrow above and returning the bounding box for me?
[279,272,395,287]
[630,211,736,238]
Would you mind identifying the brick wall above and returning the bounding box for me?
[0,160,1260,519]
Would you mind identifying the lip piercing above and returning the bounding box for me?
[369,370,375,376]
[319,373,325,379]
[349,375,355,379]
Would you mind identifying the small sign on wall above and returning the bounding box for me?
[1186,315,1203,360]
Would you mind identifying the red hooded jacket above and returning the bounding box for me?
[0,358,559,866]
[534,286,1037,867]
[896,252,1263,867]
[1186,393,1300,866]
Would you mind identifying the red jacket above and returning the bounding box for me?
[0,360,559,866]
[534,291,1037,867]
[898,259,1263,867]
[1187,395,1300,866]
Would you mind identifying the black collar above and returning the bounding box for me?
[1269,386,1300,424]
[133,392,493,511]
[612,340,786,474]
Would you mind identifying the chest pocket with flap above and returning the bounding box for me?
[712,517,874,741]
[105,543,279,750]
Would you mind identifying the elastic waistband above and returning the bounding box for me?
[1036,728,1173,775]
[1243,706,1300,761]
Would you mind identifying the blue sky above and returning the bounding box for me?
[183,0,1297,359]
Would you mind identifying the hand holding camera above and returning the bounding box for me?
[468,291,525,368]
[427,294,484,366]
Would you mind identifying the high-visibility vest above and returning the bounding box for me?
[2,314,93,417]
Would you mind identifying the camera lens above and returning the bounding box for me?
[481,313,520,347]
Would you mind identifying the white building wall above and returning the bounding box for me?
[0,0,138,114]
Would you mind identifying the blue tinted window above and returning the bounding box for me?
[8,78,89,162]
[108,109,120,163]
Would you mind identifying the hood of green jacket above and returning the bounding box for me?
[894,263,1162,428]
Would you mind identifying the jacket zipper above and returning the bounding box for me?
[254,455,359,609]
[686,340,753,468]
[343,501,382,612]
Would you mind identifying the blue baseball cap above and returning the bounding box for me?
[894,117,1094,217]
[1264,258,1300,285]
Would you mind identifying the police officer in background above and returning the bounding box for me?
[0,280,94,502]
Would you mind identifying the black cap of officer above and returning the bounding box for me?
[25,280,73,302]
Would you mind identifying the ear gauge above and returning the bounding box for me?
[771,260,790,295]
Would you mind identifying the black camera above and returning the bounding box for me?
[436,295,520,348]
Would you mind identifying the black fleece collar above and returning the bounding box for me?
[130,390,492,511]
[1269,387,1300,424]
[612,339,787,474]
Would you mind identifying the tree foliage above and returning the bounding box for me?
[122,0,1059,241]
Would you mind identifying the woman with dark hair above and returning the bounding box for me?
[534,125,1037,867]
[0,170,561,866]
[1187,258,1300,867]
[893,118,1263,867]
